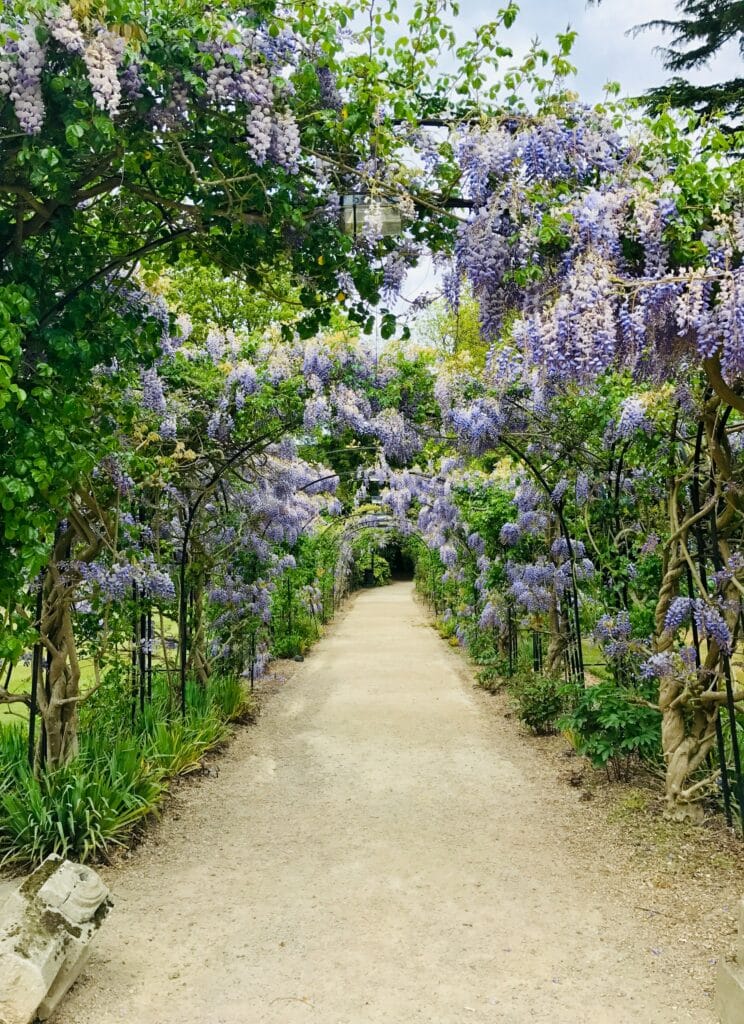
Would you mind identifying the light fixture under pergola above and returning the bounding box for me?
[340,193,402,237]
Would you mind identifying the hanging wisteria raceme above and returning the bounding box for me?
[662,597,733,654]
[451,108,744,391]
[0,2,301,168]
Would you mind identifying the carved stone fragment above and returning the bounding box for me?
[0,854,111,1024]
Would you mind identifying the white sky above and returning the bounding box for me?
[415,0,742,102]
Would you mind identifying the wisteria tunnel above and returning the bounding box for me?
[2,1,744,1022]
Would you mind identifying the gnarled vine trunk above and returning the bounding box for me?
[37,530,83,770]
[187,577,211,686]
[34,501,105,771]
[654,372,744,819]
[545,595,565,678]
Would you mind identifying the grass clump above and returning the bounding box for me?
[0,674,255,868]
[0,734,164,865]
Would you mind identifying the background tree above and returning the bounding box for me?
[592,0,744,124]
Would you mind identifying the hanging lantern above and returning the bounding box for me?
[340,193,402,237]
[367,469,385,504]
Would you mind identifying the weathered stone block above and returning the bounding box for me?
[716,897,744,1024]
[0,854,111,1024]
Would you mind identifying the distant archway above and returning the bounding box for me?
[321,510,427,599]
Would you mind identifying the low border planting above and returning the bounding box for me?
[0,676,257,868]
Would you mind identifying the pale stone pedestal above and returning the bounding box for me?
[716,898,744,1024]
[0,855,112,1024]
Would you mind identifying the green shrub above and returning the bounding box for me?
[462,621,501,665]
[79,661,133,737]
[475,663,507,693]
[511,674,565,735]
[436,615,457,640]
[271,631,308,658]
[208,675,258,723]
[559,681,661,780]
[0,672,254,867]
[0,741,164,867]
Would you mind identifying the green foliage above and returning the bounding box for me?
[0,673,254,867]
[605,0,744,125]
[559,682,661,781]
[461,618,500,665]
[79,661,135,736]
[208,675,258,724]
[271,632,309,659]
[268,534,334,658]
[142,715,225,777]
[413,288,486,361]
[510,673,565,735]
[436,613,457,640]
[0,738,164,866]
[353,548,391,587]
[476,663,508,692]
[162,260,297,342]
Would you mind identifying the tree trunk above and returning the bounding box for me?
[545,596,565,677]
[36,532,81,770]
[653,391,741,819]
[187,578,211,686]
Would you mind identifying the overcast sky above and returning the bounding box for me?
[438,0,742,101]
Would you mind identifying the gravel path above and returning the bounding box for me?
[56,582,715,1023]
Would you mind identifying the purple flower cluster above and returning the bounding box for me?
[299,584,323,617]
[594,611,632,659]
[78,554,175,603]
[640,533,660,556]
[82,28,124,116]
[664,597,692,634]
[614,397,652,440]
[663,596,733,653]
[479,601,502,630]
[1,6,129,133]
[228,362,259,410]
[695,602,732,653]
[499,522,521,547]
[140,368,167,416]
[711,551,744,591]
[0,20,46,133]
[550,478,569,505]
[446,397,503,455]
[507,560,554,614]
[97,455,135,496]
[575,473,590,507]
[372,409,421,462]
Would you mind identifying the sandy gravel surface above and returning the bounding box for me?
[55,582,718,1024]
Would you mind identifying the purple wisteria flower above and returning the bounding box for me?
[500,522,522,547]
